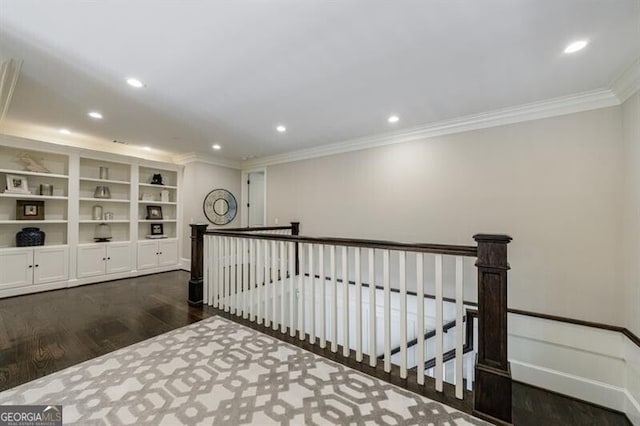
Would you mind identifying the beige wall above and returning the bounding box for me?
[180,161,242,260]
[267,107,625,326]
[623,92,640,336]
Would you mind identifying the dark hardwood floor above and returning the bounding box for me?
[0,270,214,392]
[0,271,630,425]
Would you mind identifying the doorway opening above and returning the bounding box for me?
[242,170,266,227]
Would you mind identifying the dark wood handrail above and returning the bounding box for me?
[214,225,295,232]
[204,231,478,257]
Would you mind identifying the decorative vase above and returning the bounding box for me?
[93,205,103,221]
[99,166,109,180]
[151,174,163,185]
[94,186,111,199]
[39,184,53,196]
[16,227,45,247]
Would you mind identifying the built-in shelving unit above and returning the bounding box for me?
[78,157,132,244]
[0,136,182,298]
[137,166,177,241]
[0,146,69,248]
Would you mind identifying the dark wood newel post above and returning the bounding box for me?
[473,234,513,425]
[188,224,208,306]
[291,221,300,275]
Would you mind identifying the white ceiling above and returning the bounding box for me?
[0,0,638,162]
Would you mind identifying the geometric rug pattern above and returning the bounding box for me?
[0,316,488,425]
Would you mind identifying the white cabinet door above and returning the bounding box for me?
[158,239,178,267]
[34,246,69,285]
[77,245,106,278]
[0,248,33,290]
[106,243,131,274]
[137,241,159,270]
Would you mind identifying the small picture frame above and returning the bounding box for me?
[16,200,45,220]
[146,205,163,220]
[5,174,30,194]
[150,223,164,236]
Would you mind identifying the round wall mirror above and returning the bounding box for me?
[203,189,237,225]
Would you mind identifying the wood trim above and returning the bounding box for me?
[508,309,640,349]
[204,231,478,257]
[213,225,294,232]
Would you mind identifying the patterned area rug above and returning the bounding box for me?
[0,316,488,425]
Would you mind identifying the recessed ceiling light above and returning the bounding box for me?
[388,115,399,123]
[143,146,152,151]
[126,78,144,88]
[212,144,221,150]
[276,125,286,133]
[88,111,103,119]
[564,40,588,54]
[59,128,71,135]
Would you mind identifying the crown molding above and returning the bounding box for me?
[611,58,640,104]
[242,88,619,169]
[0,58,22,123]
[173,152,241,169]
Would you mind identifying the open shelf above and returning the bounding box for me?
[0,220,68,224]
[80,177,131,185]
[0,193,68,200]
[139,183,177,190]
[79,220,131,224]
[0,168,68,179]
[80,197,130,203]
[138,219,177,223]
[138,200,176,205]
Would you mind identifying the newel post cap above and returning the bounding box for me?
[473,234,512,244]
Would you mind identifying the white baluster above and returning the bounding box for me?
[355,247,362,362]
[264,240,270,327]
[383,250,391,373]
[237,238,242,314]
[289,242,295,337]
[208,235,220,306]
[368,248,376,367]
[319,244,326,348]
[230,238,236,314]
[242,239,248,318]
[298,244,306,340]
[342,246,349,357]
[224,237,229,312]
[330,245,338,353]
[249,239,255,321]
[435,254,444,392]
[455,256,464,399]
[280,241,286,333]
[272,240,277,330]
[416,252,425,385]
[217,236,223,309]
[399,251,407,379]
[256,239,262,324]
[203,236,209,305]
[309,244,315,344]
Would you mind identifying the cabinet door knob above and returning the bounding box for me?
[102,258,106,261]
[35,264,39,268]
[107,257,111,260]
[159,252,163,255]
[28,265,33,268]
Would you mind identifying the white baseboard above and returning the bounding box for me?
[180,257,191,272]
[508,312,638,422]
[510,359,628,411]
